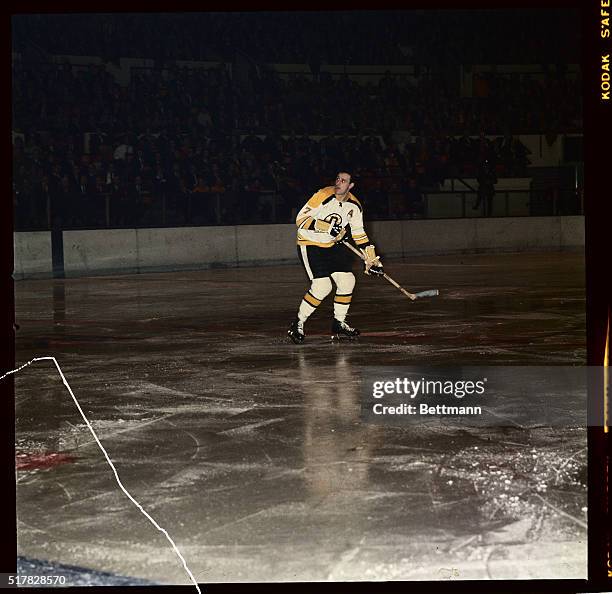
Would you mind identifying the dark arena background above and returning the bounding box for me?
[7,8,604,591]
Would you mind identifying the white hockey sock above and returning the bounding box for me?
[297,277,333,323]
[331,272,356,322]
[298,300,316,323]
[333,301,351,322]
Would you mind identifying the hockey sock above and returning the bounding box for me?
[298,277,333,323]
[331,272,356,322]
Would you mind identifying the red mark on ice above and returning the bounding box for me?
[16,452,77,470]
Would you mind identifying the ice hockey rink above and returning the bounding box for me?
[12,249,587,586]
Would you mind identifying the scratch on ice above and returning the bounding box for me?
[2,356,202,593]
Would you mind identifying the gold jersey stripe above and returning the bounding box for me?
[297,238,337,248]
[306,187,336,208]
[298,216,315,229]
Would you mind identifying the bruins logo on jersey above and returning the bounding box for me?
[324,213,343,227]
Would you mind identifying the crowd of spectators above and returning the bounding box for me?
[13,116,536,230]
[13,57,581,144]
[12,62,234,139]
[13,11,580,66]
[239,68,581,137]
[11,9,582,229]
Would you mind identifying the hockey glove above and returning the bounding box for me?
[361,244,384,275]
[368,265,385,277]
[314,219,346,239]
[329,222,344,237]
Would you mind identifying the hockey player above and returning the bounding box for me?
[288,171,384,344]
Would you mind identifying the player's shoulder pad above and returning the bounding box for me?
[308,186,335,208]
[347,192,363,210]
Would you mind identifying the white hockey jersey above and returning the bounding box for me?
[295,186,370,248]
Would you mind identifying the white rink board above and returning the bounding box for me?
[14,216,584,278]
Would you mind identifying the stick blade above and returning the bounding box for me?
[413,289,439,299]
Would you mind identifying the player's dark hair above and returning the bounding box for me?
[337,170,356,185]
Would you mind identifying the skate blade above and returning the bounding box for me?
[331,334,358,341]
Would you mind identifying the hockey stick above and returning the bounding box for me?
[341,240,439,301]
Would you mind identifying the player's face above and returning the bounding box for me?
[334,173,353,197]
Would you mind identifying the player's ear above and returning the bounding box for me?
[349,182,354,190]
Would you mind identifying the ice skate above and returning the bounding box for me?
[331,318,360,340]
[288,318,305,344]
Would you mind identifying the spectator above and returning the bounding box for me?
[473,158,498,216]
